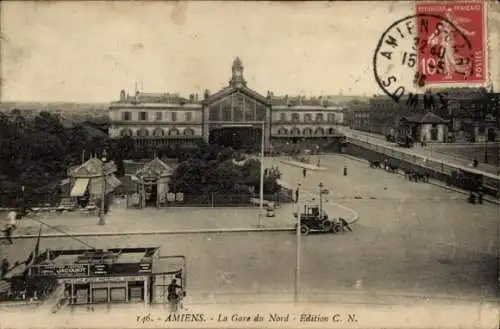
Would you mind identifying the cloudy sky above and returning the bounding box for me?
[1,1,499,102]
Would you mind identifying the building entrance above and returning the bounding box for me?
[209,127,262,152]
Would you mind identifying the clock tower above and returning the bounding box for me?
[229,57,247,88]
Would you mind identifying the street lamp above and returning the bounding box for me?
[98,150,107,226]
[319,182,324,215]
[294,183,301,303]
[316,145,320,167]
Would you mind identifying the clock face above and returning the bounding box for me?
[235,70,242,77]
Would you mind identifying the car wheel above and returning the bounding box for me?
[333,224,342,233]
[300,225,310,235]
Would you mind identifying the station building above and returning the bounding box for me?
[26,247,185,307]
[108,57,347,151]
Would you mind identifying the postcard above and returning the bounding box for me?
[0,1,498,328]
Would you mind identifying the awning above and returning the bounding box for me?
[70,178,90,197]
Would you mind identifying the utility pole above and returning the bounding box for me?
[258,122,265,227]
[98,150,107,226]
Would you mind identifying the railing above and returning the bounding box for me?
[347,137,500,193]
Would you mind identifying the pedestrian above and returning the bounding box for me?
[302,168,307,178]
[1,258,9,278]
[7,210,17,230]
[473,158,478,168]
[295,189,299,203]
[3,225,13,244]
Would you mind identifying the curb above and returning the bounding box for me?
[10,227,296,239]
[279,160,326,171]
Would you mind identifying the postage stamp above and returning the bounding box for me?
[373,0,487,104]
[415,1,486,84]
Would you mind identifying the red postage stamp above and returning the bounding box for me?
[415,1,486,85]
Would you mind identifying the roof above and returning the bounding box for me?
[203,85,269,106]
[67,158,118,178]
[400,112,448,124]
[135,157,174,178]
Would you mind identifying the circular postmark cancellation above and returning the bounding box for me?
[373,14,475,105]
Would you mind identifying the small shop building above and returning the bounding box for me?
[126,157,174,208]
[61,157,122,209]
[26,247,185,306]
[398,112,449,143]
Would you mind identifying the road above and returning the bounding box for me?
[344,128,500,175]
[1,154,497,308]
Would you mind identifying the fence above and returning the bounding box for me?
[347,138,500,196]
[0,192,62,209]
[126,192,293,208]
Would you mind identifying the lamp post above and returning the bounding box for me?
[319,182,324,215]
[258,121,265,227]
[294,183,301,303]
[98,150,107,226]
[316,145,320,167]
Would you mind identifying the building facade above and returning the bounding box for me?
[108,57,347,151]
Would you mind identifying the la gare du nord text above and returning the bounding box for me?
[140,313,357,323]
[377,15,458,104]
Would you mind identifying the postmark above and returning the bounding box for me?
[373,13,476,105]
[415,1,486,85]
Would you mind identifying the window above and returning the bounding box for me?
[327,113,335,123]
[314,127,325,135]
[222,102,232,121]
[315,113,324,123]
[185,112,192,121]
[120,128,133,136]
[304,114,312,122]
[155,112,163,121]
[183,128,195,136]
[280,113,286,122]
[303,127,313,135]
[171,112,177,122]
[152,128,164,136]
[291,113,300,122]
[122,111,131,121]
[328,127,336,135]
[168,128,179,136]
[278,127,288,135]
[139,111,147,121]
[137,128,149,137]
[291,127,301,135]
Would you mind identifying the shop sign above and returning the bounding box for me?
[167,192,184,202]
[37,264,89,277]
[90,262,152,276]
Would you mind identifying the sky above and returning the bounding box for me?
[1,1,499,103]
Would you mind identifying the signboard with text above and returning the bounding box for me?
[36,264,89,277]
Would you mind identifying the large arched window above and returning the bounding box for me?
[183,128,195,136]
[328,127,336,135]
[120,128,133,137]
[168,128,180,136]
[303,127,313,136]
[304,114,313,122]
[277,127,288,135]
[152,128,165,137]
[314,127,325,135]
[137,128,149,137]
[315,113,324,123]
[290,127,301,136]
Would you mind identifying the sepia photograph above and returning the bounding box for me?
[0,1,499,328]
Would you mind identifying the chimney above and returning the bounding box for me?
[195,94,199,101]
[189,94,194,102]
[204,89,210,99]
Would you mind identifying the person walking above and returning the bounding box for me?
[1,258,9,278]
[302,168,307,178]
